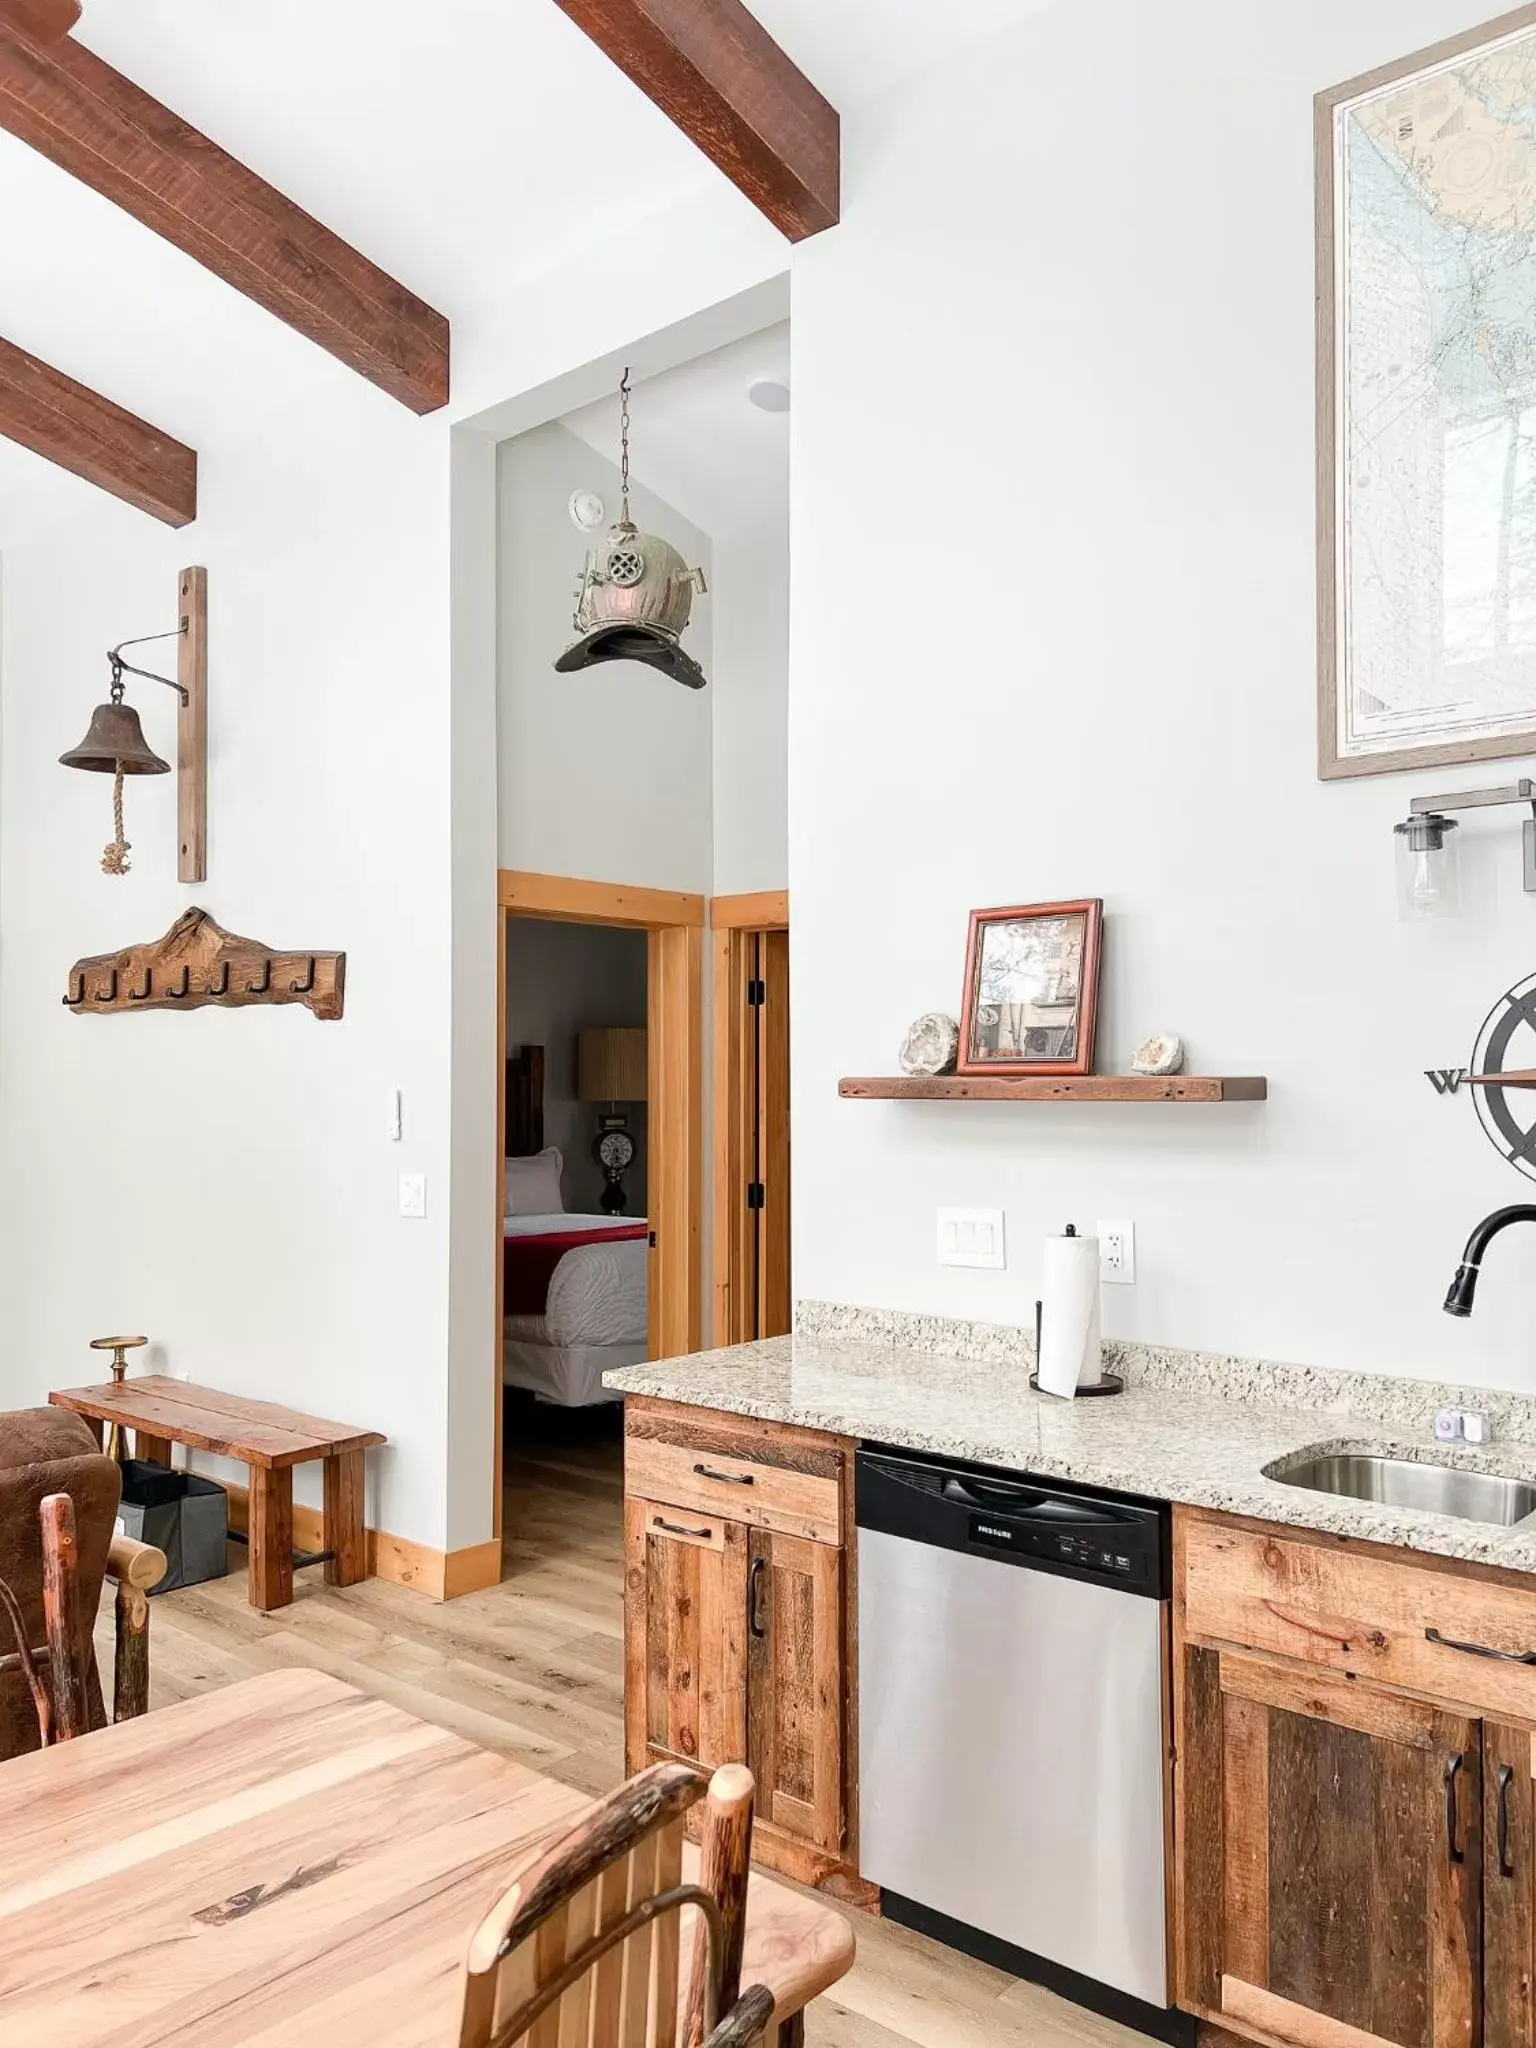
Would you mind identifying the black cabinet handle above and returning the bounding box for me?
[1499,1763,1516,1878]
[694,1463,754,1486]
[652,1515,714,1541]
[1446,1752,1465,1865]
[1426,1625,1536,1666]
[749,1558,767,1639]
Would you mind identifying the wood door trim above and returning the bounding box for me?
[498,869,705,928]
[710,890,788,930]
[711,925,756,1349]
[496,874,703,1537]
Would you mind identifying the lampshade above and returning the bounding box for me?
[577,1027,647,1103]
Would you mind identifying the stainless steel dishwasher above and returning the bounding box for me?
[858,1447,1181,2040]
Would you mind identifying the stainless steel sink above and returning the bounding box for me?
[1264,1449,1536,1526]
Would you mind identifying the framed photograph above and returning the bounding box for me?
[1318,9,1536,778]
[957,900,1103,1077]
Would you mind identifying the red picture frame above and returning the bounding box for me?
[957,899,1103,1077]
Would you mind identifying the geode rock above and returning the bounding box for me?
[899,1012,960,1077]
[1130,1033,1184,1076]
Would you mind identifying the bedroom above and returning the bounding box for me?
[495,323,791,1520]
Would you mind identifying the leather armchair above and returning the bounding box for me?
[0,1407,165,1759]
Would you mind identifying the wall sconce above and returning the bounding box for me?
[58,568,207,882]
[1394,778,1535,920]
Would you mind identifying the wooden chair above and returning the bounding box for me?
[460,1761,853,2048]
[0,1489,166,1749]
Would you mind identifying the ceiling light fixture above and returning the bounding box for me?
[555,367,708,691]
[747,377,791,413]
[568,489,606,533]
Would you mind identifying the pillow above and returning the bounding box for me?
[504,1147,564,1217]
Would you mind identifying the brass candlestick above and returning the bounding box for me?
[89,1334,147,1463]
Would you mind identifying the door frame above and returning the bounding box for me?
[496,869,704,1530]
[709,890,789,1349]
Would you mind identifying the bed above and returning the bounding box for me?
[501,1150,649,1405]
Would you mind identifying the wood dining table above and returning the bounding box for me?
[0,1667,852,2046]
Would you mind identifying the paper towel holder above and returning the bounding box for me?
[1030,1296,1124,1397]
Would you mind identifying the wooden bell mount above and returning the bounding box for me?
[64,909,345,1021]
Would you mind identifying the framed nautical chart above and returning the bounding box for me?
[1318,6,1536,778]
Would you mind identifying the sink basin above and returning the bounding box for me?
[1264,1449,1536,1527]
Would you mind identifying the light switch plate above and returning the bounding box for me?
[936,1207,1005,1269]
[399,1173,427,1219]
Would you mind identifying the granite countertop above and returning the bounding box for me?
[606,1324,1536,1577]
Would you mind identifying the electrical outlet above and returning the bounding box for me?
[936,1207,1006,1270]
[399,1173,427,1219]
[1096,1219,1136,1285]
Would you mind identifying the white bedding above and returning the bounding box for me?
[502,1213,648,1405]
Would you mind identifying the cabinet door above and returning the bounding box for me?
[1181,1647,1480,2048]
[623,1497,748,1776]
[747,1529,843,1850]
[1487,1721,1536,2048]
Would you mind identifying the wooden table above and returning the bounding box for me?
[0,1668,854,2046]
[49,1377,384,1611]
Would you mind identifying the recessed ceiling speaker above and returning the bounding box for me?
[569,489,606,532]
[747,378,791,413]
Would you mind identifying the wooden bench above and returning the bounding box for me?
[49,1377,384,1612]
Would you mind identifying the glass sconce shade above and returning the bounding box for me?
[1395,812,1461,920]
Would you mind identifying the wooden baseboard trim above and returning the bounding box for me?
[223,1485,503,1602]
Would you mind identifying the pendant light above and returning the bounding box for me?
[555,367,708,691]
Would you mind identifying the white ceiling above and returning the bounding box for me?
[747,0,1063,106]
[561,323,790,541]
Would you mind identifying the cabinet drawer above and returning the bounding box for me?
[625,1433,842,1545]
[1180,1510,1536,1722]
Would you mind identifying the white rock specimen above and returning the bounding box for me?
[1130,1033,1184,1076]
[899,1013,960,1077]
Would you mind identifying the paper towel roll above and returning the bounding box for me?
[1036,1227,1102,1399]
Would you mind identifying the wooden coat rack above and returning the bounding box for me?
[63,909,344,1021]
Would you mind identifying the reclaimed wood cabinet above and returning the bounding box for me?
[621,1396,861,1893]
[1176,1503,1536,2048]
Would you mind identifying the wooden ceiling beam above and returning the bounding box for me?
[0,0,79,43]
[0,333,196,526]
[0,26,449,413]
[551,0,838,241]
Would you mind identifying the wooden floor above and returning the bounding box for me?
[112,1411,1145,2048]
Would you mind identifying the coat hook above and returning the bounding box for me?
[91,969,118,1003]
[165,967,190,998]
[127,968,152,1001]
[289,956,316,995]
[245,959,271,995]
[206,961,230,996]
[62,973,86,1008]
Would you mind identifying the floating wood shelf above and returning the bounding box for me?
[838,1075,1268,1103]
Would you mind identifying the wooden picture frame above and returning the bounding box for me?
[957,899,1102,1078]
[1316,6,1536,779]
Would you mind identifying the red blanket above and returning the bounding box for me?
[503,1224,648,1318]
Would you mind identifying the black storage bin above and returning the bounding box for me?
[116,1462,229,1593]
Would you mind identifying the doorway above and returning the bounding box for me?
[710,890,791,1347]
[495,868,703,1534]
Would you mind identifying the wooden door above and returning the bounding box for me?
[1487,1721,1536,2048]
[747,1529,843,1851]
[623,1497,747,1777]
[1180,1647,1480,2048]
[755,928,791,1340]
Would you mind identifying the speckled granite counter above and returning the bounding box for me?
[605,1307,1536,1578]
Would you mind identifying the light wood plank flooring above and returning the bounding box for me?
[107,1418,1144,2048]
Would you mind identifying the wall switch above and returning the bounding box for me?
[388,1088,403,1141]
[1096,1219,1136,1285]
[937,1207,1005,1269]
[398,1173,427,1219]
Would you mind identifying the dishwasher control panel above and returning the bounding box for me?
[858,1446,1167,1599]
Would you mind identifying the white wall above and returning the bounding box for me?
[789,0,1536,1393]
[497,421,713,893]
[505,917,649,1215]
[712,513,790,896]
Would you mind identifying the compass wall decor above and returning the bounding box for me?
[1426,970,1536,1180]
